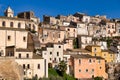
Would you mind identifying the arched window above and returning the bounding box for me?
[33,25,35,30]
[0,52,1,56]
[10,22,13,27]
[18,23,21,28]
[108,30,110,34]
[2,21,6,27]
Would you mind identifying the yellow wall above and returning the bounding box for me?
[101,52,115,63]
[85,45,115,63]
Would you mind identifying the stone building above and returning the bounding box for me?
[0,6,48,79]
[41,43,63,67]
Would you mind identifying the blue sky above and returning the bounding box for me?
[0,0,120,20]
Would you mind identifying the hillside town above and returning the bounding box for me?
[0,6,120,80]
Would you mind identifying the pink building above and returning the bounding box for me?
[70,54,108,80]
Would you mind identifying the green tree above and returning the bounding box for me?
[94,76,103,80]
[73,38,78,49]
[57,60,67,76]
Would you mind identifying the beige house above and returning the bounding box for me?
[77,35,92,49]
[0,28,48,79]
[90,15,106,24]
[41,43,63,67]
[0,28,28,56]
[0,7,39,32]
[71,21,88,35]
[0,7,48,79]
[38,27,65,45]
[59,26,77,38]
[106,21,116,37]
[116,22,120,36]
[73,12,90,23]
[43,15,60,25]
[66,15,79,22]
[63,38,74,50]
[15,51,48,79]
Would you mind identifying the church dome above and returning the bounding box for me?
[5,6,14,13]
[4,6,14,17]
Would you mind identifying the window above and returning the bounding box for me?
[79,69,81,72]
[108,30,110,34]
[86,69,88,72]
[119,29,120,33]
[42,39,44,42]
[59,58,61,61]
[9,52,14,56]
[59,46,61,48]
[79,59,81,64]
[50,52,52,55]
[94,54,96,56]
[50,58,52,61]
[10,22,13,27]
[74,29,75,32]
[85,40,87,43]
[44,53,46,55]
[68,28,70,31]
[108,25,110,28]
[89,59,92,63]
[100,66,102,69]
[27,64,30,69]
[18,23,21,28]
[38,64,40,69]
[57,52,59,56]
[110,54,112,57]
[94,48,96,52]
[58,34,60,38]
[104,54,106,56]
[26,54,29,58]
[92,69,94,72]
[2,21,6,27]
[0,52,1,56]
[105,60,107,62]
[23,64,25,69]
[29,24,31,27]
[8,36,11,41]
[85,18,88,23]
[19,53,21,58]
[113,31,116,33]
[54,58,56,61]
[23,37,26,42]
[53,34,54,37]
[33,25,35,30]
[98,60,101,63]
[29,72,31,74]
[24,71,26,75]
[112,25,114,29]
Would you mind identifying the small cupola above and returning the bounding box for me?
[4,6,14,17]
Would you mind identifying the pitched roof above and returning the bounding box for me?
[71,54,104,59]
[16,48,32,52]
[0,27,27,31]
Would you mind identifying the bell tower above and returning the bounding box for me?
[4,6,14,17]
